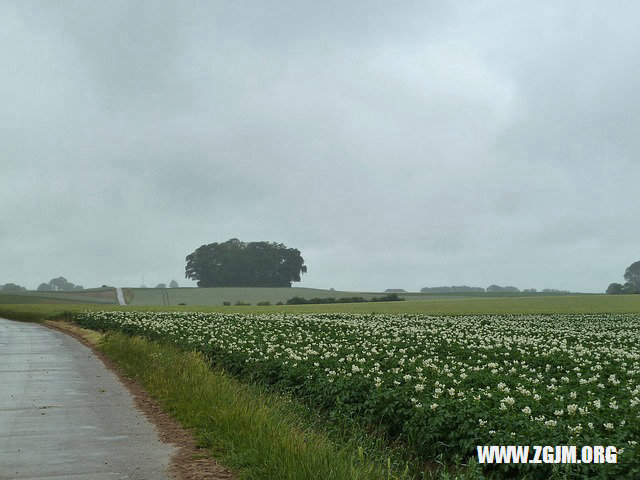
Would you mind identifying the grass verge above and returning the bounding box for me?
[97,332,415,480]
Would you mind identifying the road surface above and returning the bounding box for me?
[115,288,126,306]
[0,318,175,479]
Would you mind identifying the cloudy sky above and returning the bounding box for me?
[2,1,638,292]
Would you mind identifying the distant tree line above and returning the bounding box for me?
[421,285,486,293]
[420,285,570,294]
[606,261,640,294]
[37,277,83,291]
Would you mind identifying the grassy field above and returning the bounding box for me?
[0,287,118,305]
[0,293,638,318]
[125,286,476,306]
[0,285,605,311]
[96,331,425,480]
[125,287,592,306]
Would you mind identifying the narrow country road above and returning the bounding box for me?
[0,318,176,479]
[115,287,126,306]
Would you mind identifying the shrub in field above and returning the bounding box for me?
[336,296,367,303]
[606,283,623,295]
[370,293,405,302]
[286,296,309,305]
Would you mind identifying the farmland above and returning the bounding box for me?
[124,286,572,307]
[74,310,640,478]
[1,292,640,318]
[0,287,118,305]
[1,285,599,308]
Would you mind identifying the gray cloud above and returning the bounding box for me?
[1,1,638,292]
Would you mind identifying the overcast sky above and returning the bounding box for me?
[2,1,638,292]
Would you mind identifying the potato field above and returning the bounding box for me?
[74,311,640,478]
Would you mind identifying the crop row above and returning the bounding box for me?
[74,311,640,478]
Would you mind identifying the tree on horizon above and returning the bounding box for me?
[185,238,307,288]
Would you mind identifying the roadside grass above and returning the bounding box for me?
[96,332,489,480]
[97,332,420,480]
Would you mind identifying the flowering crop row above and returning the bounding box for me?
[75,311,640,478]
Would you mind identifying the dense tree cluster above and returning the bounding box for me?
[185,238,307,287]
[606,261,640,294]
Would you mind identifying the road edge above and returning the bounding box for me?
[43,320,233,480]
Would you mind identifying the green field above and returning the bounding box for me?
[0,287,118,305]
[0,291,639,317]
[125,287,595,307]
[125,286,496,306]
[2,285,607,311]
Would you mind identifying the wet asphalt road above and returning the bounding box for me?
[0,318,175,479]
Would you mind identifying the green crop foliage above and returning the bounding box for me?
[98,332,412,480]
[73,311,640,479]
